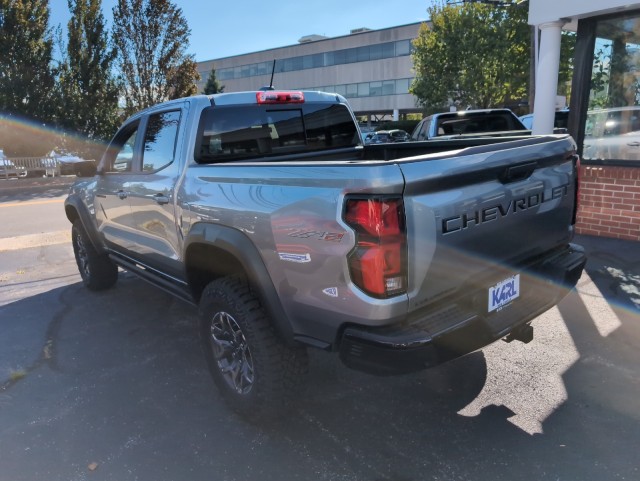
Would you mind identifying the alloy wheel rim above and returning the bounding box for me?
[209,311,254,394]
[74,230,90,278]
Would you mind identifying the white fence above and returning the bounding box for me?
[1,157,96,179]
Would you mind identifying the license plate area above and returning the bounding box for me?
[488,274,520,313]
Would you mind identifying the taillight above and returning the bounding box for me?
[572,154,581,225]
[343,197,407,298]
[256,91,304,104]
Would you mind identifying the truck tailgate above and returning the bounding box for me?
[397,136,578,313]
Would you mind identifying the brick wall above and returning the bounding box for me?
[576,165,640,241]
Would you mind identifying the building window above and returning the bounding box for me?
[395,78,410,94]
[370,81,383,97]
[382,43,395,58]
[581,12,640,165]
[369,44,383,61]
[282,58,294,72]
[396,39,411,56]
[324,51,335,66]
[257,62,269,76]
[218,68,233,81]
[357,46,370,62]
[294,78,413,99]
[208,39,414,83]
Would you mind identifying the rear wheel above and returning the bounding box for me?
[71,219,118,291]
[199,276,308,419]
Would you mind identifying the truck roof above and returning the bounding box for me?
[122,91,348,125]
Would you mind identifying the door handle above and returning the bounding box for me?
[627,142,640,147]
[117,190,128,200]
[153,194,170,205]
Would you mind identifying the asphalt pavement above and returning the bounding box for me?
[0,178,639,481]
[575,234,640,310]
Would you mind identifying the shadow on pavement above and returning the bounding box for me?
[1,262,638,480]
[576,234,640,311]
[0,176,76,202]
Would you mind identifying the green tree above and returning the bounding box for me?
[203,66,224,94]
[112,0,200,117]
[589,42,614,109]
[411,0,530,113]
[58,0,120,153]
[558,31,576,99]
[0,0,57,155]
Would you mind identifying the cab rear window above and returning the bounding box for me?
[435,112,526,136]
[195,103,358,162]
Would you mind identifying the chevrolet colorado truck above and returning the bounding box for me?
[64,90,586,417]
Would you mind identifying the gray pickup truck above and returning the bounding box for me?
[65,90,586,417]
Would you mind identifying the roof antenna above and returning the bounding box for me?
[260,60,276,91]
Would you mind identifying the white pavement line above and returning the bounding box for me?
[0,230,71,252]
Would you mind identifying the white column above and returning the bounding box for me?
[393,109,399,122]
[532,21,564,135]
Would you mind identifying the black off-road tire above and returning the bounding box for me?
[199,276,308,419]
[71,219,118,291]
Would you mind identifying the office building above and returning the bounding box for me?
[196,22,424,122]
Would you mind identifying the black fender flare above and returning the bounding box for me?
[64,194,108,254]
[184,223,295,345]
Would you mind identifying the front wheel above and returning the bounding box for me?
[199,277,308,419]
[71,219,118,291]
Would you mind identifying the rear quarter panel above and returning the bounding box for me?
[181,161,410,341]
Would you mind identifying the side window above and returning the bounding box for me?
[107,126,138,173]
[412,119,430,140]
[142,110,181,172]
[411,120,425,141]
[419,120,431,140]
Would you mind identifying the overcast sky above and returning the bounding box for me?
[49,0,432,61]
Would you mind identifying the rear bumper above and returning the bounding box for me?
[339,243,587,375]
